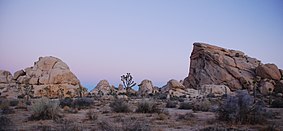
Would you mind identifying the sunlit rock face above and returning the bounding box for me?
[0,56,83,98]
[184,42,282,94]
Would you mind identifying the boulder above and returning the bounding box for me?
[259,81,275,95]
[184,43,261,91]
[200,84,232,97]
[161,79,187,97]
[0,70,13,84]
[118,84,124,90]
[13,70,25,80]
[256,64,281,80]
[91,80,112,95]
[138,79,154,96]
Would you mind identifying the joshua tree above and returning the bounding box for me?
[121,73,136,90]
[76,84,88,98]
[22,84,34,105]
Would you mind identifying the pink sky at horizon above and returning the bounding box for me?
[1,0,283,90]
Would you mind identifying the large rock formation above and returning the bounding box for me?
[184,43,282,93]
[1,56,84,98]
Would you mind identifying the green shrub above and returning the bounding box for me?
[29,97,61,120]
[192,99,211,112]
[59,97,73,108]
[0,100,15,114]
[179,102,192,110]
[110,99,131,113]
[271,98,283,108]
[73,97,93,109]
[165,100,177,108]
[136,100,160,113]
[9,99,19,107]
[0,116,13,130]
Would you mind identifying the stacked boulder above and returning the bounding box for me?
[0,56,84,98]
[0,70,18,98]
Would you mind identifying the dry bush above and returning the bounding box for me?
[9,99,19,107]
[29,97,61,120]
[110,99,131,113]
[86,109,97,121]
[192,99,211,112]
[179,102,192,110]
[136,100,160,113]
[97,119,116,131]
[0,100,15,114]
[57,119,82,131]
[217,90,267,124]
[0,115,13,130]
[177,112,195,121]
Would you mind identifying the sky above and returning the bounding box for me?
[0,0,283,91]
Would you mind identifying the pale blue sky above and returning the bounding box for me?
[0,0,282,90]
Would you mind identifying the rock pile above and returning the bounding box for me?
[0,56,84,98]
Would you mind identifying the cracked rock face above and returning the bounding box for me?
[183,43,262,91]
[15,56,81,98]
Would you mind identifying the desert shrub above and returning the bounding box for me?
[217,90,267,124]
[200,126,245,131]
[121,118,151,131]
[110,99,131,113]
[0,115,13,130]
[29,97,61,120]
[86,109,97,121]
[153,93,167,100]
[57,119,82,131]
[73,97,93,109]
[59,97,73,108]
[179,102,192,110]
[166,100,177,108]
[177,112,195,121]
[271,98,283,108]
[192,99,211,112]
[9,99,19,107]
[0,100,15,114]
[97,119,116,131]
[136,100,160,113]
[35,125,52,131]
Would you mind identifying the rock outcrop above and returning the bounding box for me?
[91,80,115,95]
[0,70,13,84]
[200,84,232,97]
[184,42,282,95]
[184,43,261,91]
[138,79,154,96]
[1,56,84,98]
[0,70,18,99]
[161,79,188,97]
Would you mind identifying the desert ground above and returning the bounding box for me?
[1,94,283,131]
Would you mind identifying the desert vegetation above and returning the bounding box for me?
[1,90,282,131]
